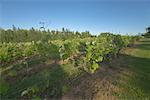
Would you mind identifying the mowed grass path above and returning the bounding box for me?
[118,38,150,99]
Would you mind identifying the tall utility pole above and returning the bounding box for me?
[39,21,45,31]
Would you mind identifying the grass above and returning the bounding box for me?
[117,38,150,99]
[1,60,80,99]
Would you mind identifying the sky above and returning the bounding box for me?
[0,0,150,35]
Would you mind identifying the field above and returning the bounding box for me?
[0,29,150,99]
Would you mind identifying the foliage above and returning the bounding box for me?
[0,27,91,43]
[141,26,150,38]
[0,31,138,73]
[0,28,139,98]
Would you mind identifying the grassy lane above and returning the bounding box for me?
[117,38,150,99]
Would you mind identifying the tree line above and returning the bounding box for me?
[0,26,92,43]
[142,26,150,38]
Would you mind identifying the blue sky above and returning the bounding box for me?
[0,0,150,35]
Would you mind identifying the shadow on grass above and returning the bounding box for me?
[134,38,150,51]
[134,43,150,51]
[1,63,73,99]
[139,39,150,43]
[118,54,150,97]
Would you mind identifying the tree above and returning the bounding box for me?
[146,27,150,33]
[12,25,17,31]
[143,26,150,38]
[62,27,65,32]
[75,31,81,37]
[81,31,91,38]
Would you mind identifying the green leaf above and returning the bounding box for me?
[89,62,99,73]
